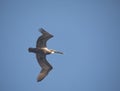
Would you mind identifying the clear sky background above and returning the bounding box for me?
[0,0,120,91]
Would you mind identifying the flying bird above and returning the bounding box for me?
[28,28,63,82]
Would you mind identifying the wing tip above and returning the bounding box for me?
[37,72,45,82]
[36,66,53,82]
[37,79,42,82]
[39,28,54,37]
[39,28,44,32]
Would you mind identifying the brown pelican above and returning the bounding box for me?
[28,28,63,82]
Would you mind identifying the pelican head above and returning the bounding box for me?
[50,49,63,54]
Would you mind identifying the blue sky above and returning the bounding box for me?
[0,0,120,91]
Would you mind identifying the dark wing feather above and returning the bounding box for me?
[36,53,53,82]
[36,28,53,48]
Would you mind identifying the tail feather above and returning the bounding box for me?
[28,48,36,53]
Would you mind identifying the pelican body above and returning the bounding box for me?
[28,28,63,82]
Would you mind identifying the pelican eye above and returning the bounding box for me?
[51,51,54,54]
[50,50,55,54]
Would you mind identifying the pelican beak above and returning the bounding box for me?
[54,50,63,54]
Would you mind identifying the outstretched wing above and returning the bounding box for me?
[36,53,53,82]
[36,28,53,48]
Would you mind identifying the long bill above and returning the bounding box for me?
[54,50,63,54]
